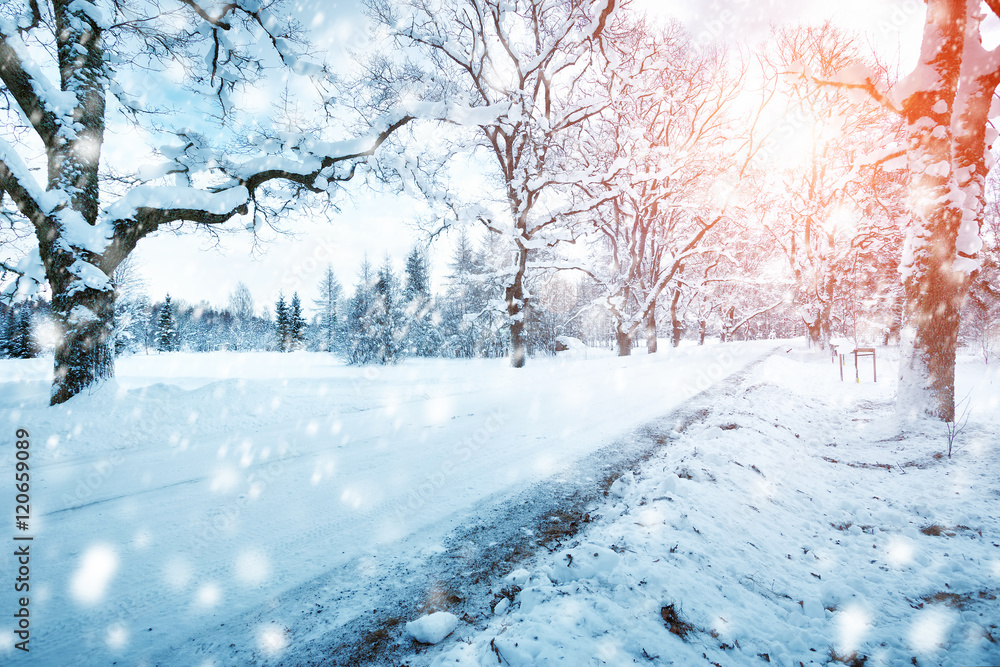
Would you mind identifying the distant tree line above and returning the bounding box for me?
[6,219,998,365]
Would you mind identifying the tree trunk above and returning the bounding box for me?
[50,285,116,405]
[44,2,113,404]
[646,302,658,354]
[819,272,835,351]
[896,0,967,421]
[616,327,632,357]
[720,306,735,343]
[883,295,903,346]
[506,243,528,368]
[670,290,683,348]
[698,319,707,345]
[898,229,966,421]
[819,301,833,351]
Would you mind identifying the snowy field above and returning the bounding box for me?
[0,340,771,664]
[0,341,997,666]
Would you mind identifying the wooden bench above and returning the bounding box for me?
[839,347,876,383]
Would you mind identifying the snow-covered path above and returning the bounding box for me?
[417,347,1000,667]
[0,342,775,665]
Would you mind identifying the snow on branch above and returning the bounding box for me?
[0,137,46,226]
[787,64,902,116]
[0,21,76,149]
[105,102,502,244]
[177,0,238,29]
[728,298,786,336]
[0,248,46,300]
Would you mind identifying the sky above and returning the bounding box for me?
[70,1,933,317]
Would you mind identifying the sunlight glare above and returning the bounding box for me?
[32,319,61,349]
[824,205,857,235]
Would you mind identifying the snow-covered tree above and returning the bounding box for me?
[371,0,620,367]
[0,0,486,404]
[576,21,746,356]
[314,266,343,353]
[274,294,290,353]
[759,23,905,351]
[7,304,37,358]
[0,306,14,357]
[524,273,586,355]
[441,229,507,358]
[812,0,1000,419]
[372,257,404,364]
[111,257,150,356]
[401,244,440,356]
[226,282,255,351]
[346,257,379,364]
[155,294,178,352]
[964,171,1000,362]
[289,292,306,351]
[402,245,430,303]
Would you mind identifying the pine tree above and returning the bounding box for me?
[289,292,307,351]
[442,230,507,358]
[346,257,379,364]
[155,295,179,352]
[373,257,404,364]
[315,266,343,353]
[274,293,290,352]
[11,306,37,358]
[1,307,16,358]
[443,229,481,358]
[402,245,441,356]
[403,245,430,302]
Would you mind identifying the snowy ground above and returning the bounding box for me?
[411,347,1000,667]
[0,340,781,665]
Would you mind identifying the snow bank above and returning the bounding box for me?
[425,348,1000,666]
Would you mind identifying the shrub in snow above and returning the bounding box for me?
[405,611,459,644]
